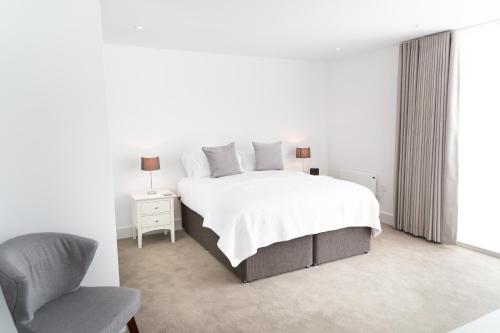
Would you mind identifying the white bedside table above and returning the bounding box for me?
[130,190,176,248]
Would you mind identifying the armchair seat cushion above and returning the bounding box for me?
[20,287,141,333]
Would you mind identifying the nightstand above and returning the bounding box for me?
[130,190,176,248]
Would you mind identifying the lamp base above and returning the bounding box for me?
[147,190,157,195]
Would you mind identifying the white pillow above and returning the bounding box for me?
[181,151,244,177]
[181,152,210,177]
[239,152,256,171]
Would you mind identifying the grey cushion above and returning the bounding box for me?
[252,141,284,171]
[0,233,97,324]
[202,142,243,178]
[21,287,141,333]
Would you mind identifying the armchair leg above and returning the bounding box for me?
[127,317,139,333]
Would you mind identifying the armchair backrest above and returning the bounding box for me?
[0,233,97,324]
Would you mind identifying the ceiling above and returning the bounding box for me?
[101,0,500,61]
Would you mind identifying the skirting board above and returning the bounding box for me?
[116,218,183,240]
[379,211,394,226]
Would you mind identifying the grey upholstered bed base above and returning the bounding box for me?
[181,203,313,282]
[181,202,371,282]
[313,227,371,265]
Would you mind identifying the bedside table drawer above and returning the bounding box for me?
[140,200,170,215]
[141,213,170,228]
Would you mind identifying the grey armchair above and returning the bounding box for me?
[0,233,141,333]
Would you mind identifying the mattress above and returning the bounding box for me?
[177,170,381,267]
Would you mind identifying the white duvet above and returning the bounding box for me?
[177,171,381,267]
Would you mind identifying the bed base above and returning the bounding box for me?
[181,203,312,282]
[313,227,371,265]
[181,203,371,282]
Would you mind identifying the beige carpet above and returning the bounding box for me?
[118,226,500,333]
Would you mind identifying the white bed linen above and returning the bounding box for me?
[177,171,381,267]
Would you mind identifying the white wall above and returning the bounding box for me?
[103,45,331,236]
[328,46,399,224]
[0,0,119,286]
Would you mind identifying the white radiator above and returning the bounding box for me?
[339,169,377,195]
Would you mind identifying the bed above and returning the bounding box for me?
[178,170,381,282]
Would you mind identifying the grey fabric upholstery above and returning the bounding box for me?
[313,227,371,265]
[0,233,97,324]
[22,287,141,333]
[0,233,141,333]
[181,202,312,282]
[252,141,284,171]
[202,142,243,178]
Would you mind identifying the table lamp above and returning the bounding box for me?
[296,147,311,172]
[141,156,160,194]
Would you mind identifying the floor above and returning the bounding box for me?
[118,225,500,333]
[451,308,500,332]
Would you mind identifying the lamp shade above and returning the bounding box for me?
[141,156,160,171]
[296,147,311,159]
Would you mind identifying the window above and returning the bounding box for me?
[457,22,500,254]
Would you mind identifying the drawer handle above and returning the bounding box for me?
[154,207,159,209]
[155,220,159,223]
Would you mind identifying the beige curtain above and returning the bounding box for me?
[395,31,458,243]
